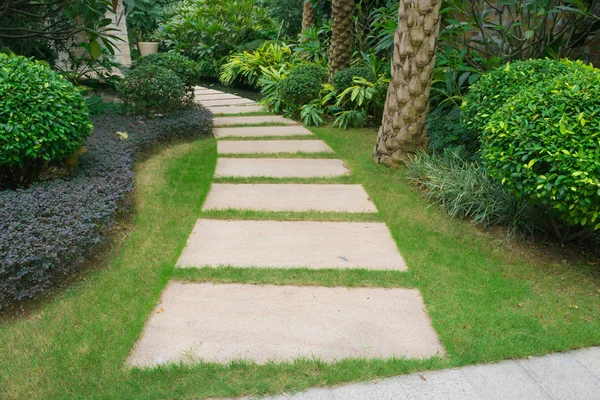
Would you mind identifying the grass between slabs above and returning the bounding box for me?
[1,125,599,399]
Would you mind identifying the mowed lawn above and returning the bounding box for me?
[1,127,598,399]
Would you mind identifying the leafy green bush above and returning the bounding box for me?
[220,42,294,87]
[278,63,328,108]
[483,65,600,235]
[462,59,588,137]
[133,53,198,87]
[237,39,283,53]
[117,64,192,117]
[426,108,479,157]
[156,0,276,78]
[0,54,92,188]
[332,67,375,93]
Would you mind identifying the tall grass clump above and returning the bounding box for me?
[406,150,538,236]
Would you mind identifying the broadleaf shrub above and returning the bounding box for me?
[462,59,590,137]
[483,65,600,232]
[133,52,199,88]
[117,64,192,116]
[277,63,328,108]
[426,108,479,158]
[0,108,213,309]
[0,54,93,188]
[332,67,375,93]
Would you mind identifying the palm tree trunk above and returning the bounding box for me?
[374,0,442,167]
[302,0,316,31]
[328,0,355,79]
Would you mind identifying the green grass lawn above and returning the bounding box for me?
[1,126,599,399]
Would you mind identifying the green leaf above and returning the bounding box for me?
[89,40,102,60]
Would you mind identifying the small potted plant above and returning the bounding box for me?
[138,31,159,56]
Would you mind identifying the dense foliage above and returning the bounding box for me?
[426,108,478,158]
[133,53,199,88]
[0,108,213,309]
[462,59,589,137]
[483,64,600,235]
[332,66,375,92]
[278,63,328,109]
[117,64,192,116]
[0,54,92,188]
[156,0,276,78]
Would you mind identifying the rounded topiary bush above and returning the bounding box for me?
[462,59,590,137]
[278,63,328,108]
[332,66,375,93]
[117,64,192,116]
[133,52,198,88]
[0,54,92,188]
[483,64,600,232]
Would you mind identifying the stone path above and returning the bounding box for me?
[247,347,600,400]
[127,86,598,398]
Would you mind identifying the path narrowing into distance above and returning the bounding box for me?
[126,88,600,399]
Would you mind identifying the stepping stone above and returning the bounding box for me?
[214,115,298,127]
[194,94,243,100]
[177,219,406,270]
[209,105,264,115]
[194,88,221,95]
[203,184,377,213]
[214,125,312,138]
[127,282,444,366]
[217,140,333,154]
[214,158,350,178]
[199,99,256,107]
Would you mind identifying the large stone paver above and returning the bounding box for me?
[195,94,243,101]
[258,348,600,400]
[214,115,298,126]
[210,105,264,115]
[215,158,350,178]
[203,184,377,213]
[200,98,257,107]
[127,282,444,366]
[217,140,333,154]
[177,219,407,270]
[214,125,313,138]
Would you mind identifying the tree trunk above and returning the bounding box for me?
[302,1,316,31]
[374,0,442,167]
[328,0,355,79]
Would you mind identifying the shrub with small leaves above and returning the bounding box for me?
[117,64,192,116]
[462,59,590,137]
[332,67,375,93]
[0,108,213,309]
[0,54,93,188]
[427,108,479,158]
[277,63,328,108]
[133,52,199,88]
[483,65,600,233]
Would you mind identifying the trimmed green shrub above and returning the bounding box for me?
[332,67,375,93]
[117,64,192,117]
[0,54,92,188]
[462,59,589,137]
[483,65,600,233]
[133,52,198,88]
[278,63,328,108]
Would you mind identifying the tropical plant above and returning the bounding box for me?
[482,64,600,240]
[332,66,375,92]
[0,54,93,188]
[329,0,355,78]
[259,65,292,113]
[300,102,326,126]
[302,0,317,31]
[220,42,294,87]
[375,0,443,166]
[156,0,276,77]
[440,0,600,68]
[295,22,331,65]
[125,0,171,42]
[335,74,389,125]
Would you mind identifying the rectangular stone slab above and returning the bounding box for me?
[214,158,350,178]
[203,184,377,213]
[209,105,264,115]
[214,115,298,126]
[194,94,243,100]
[214,125,313,138]
[177,219,407,270]
[193,88,222,95]
[217,140,333,154]
[199,99,256,107]
[127,282,444,366]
